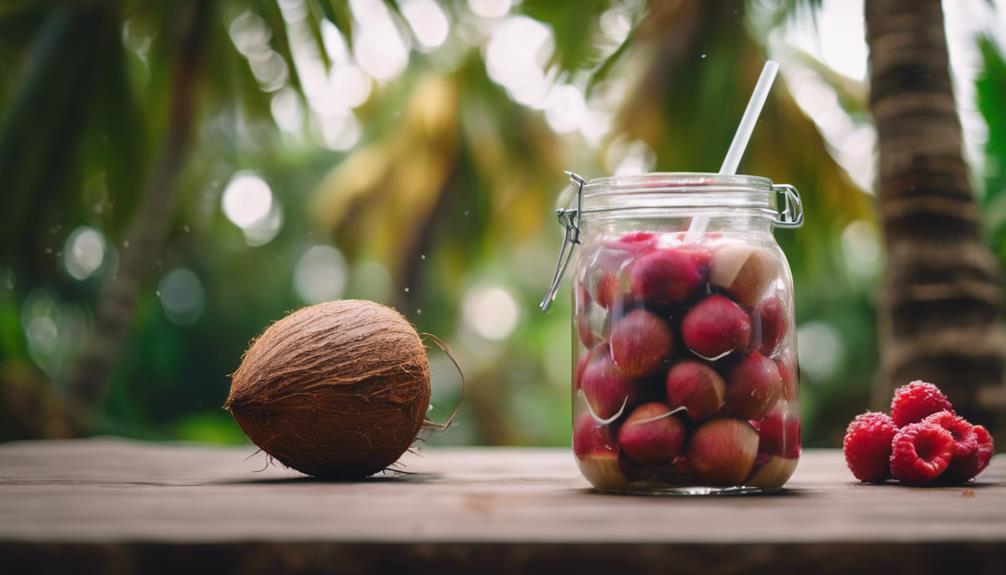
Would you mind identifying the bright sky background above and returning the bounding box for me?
[774,0,1006,192]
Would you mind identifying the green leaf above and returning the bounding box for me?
[520,0,613,72]
[792,48,868,119]
[316,0,353,46]
[585,23,634,96]
[768,0,825,27]
[381,0,404,20]
[0,3,107,271]
[976,35,1006,258]
[302,1,333,72]
[261,0,306,94]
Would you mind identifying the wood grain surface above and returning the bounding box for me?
[1,439,1003,574]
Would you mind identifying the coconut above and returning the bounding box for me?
[225,300,431,479]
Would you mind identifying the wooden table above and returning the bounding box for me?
[0,439,1003,574]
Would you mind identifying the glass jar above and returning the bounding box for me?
[542,172,804,494]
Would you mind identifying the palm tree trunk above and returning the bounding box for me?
[865,0,1006,438]
[69,0,211,413]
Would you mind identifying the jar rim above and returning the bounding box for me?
[582,172,773,196]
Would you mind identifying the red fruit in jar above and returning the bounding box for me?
[725,352,783,420]
[594,271,621,309]
[747,455,798,489]
[574,343,609,391]
[681,295,752,360]
[630,371,671,405]
[921,411,983,483]
[609,309,674,378]
[581,355,635,421]
[594,236,653,309]
[604,231,658,254]
[617,451,660,482]
[890,380,954,427]
[774,348,799,401]
[665,360,726,421]
[572,413,615,457]
[688,418,759,486]
[578,450,630,489]
[669,454,694,482]
[575,286,597,346]
[754,401,801,459]
[889,422,955,485]
[617,402,686,466]
[572,413,629,489]
[577,314,596,347]
[629,248,707,306]
[709,245,779,307]
[754,295,788,355]
[645,454,694,484]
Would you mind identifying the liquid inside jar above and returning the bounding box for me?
[572,229,800,494]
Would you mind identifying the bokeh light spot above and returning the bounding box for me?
[328,64,372,109]
[544,84,586,134]
[63,226,106,280]
[351,0,408,81]
[294,245,348,303]
[469,0,511,19]
[221,172,273,229]
[158,268,205,325]
[402,0,450,50]
[462,284,520,341]
[841,219,882,282]
[797,321,845,381]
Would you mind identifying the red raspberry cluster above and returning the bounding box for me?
[843,381,994,485]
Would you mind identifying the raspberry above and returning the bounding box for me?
[922,411,978,483]
[972,425,995,479]
[890,422,956,484]
[890,381,954,427]
[843,411,898,482]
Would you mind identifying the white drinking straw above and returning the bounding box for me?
[686,60,780,242]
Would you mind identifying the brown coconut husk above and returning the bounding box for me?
[225,300,432,479]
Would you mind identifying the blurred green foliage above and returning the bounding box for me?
[0,0,1001,449]
[978,35,1006,264]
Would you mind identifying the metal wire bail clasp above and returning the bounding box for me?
[772,183,804,229]
[539,171,586,312]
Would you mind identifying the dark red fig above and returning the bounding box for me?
[688,418,759,486]
[581,354,635,420]
[709,245,779,306]
[774,348,799,401]
[747,455,798,489]
[754,401,801,459]
[594,271,620,309]
[573,413,615,457]
[629,248,707,306]
[617,402,686,466]
[609,309,674,378]
[574,343,609,391]
[577,450,630,489]
[665,360,727,421]
[573,414,629,489]
[754,295,788,355]
[681,295,752,360]
[725,352,783,420]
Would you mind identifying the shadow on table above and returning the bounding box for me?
[216,471,443,486]
[846,481,1001,490]
[579,487,810,498]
